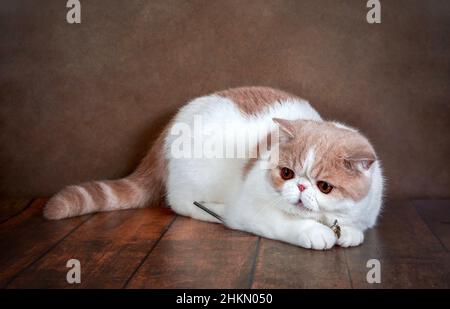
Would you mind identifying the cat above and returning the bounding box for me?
[44,87,384,250]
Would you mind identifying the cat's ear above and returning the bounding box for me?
[344,153,376,172]
[342,135,377,173]
[272,118,296,142]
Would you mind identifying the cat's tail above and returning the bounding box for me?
[43,129,168,220]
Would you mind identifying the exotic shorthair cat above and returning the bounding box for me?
[44,87,384,250]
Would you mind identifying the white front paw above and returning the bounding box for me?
[337,226,364,247]
[298,225,337,250]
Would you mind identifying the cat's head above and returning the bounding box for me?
[268,118,377,216]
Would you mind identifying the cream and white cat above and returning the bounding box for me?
[44,87,384,250]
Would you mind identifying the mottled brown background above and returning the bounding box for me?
[0,0,449,200]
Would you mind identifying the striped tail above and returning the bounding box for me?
[43,129,167,220]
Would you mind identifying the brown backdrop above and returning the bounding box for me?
[1,0,449,200]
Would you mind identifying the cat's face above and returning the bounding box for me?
[268,119,376,216]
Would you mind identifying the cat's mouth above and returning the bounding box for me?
[296,199,313,212]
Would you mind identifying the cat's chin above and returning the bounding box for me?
[278,200,317,217]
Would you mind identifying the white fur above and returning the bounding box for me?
[98,182,117,209]
[332,121,358,132]
[165,95,383,250]
[76,186,95,214]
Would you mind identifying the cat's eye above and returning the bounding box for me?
[317,181,333,194]
[280,167,295,180]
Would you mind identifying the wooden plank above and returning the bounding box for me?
[0,198,33,223]
[126,217,259,288]
[414,200,450,251]
[0,198,90,287]
[252,239,351,288]
[345,254,449,289]
[3,197,448,288]
[8,206,175,288]
[345,200,449,288]
[363,201,444,258]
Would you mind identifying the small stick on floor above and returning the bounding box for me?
[193,201,225,223]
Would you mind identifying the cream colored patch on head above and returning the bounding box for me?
[270,119,376,201]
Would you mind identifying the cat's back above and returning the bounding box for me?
[166,86,322,162]
[165,87,321,205]
[173,86,321,126]
[215,86,300,116]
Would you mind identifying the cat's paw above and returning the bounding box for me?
[298,225,337,250]
[337,226,364,247]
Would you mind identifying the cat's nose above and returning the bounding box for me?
[298,184,306,192]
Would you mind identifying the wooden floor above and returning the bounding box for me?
[0,198,448,288]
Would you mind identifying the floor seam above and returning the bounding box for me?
[122,215,178,289]
[343,250,354,289]
[3,213,93,288]
[0,198,36,225]
[247,237,261,289]
[414,205,448,252]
